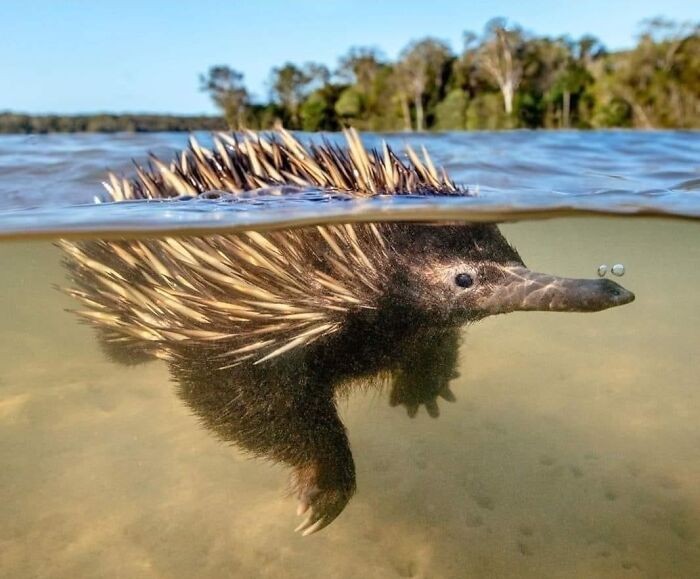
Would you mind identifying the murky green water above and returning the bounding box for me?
[1,216,698,578]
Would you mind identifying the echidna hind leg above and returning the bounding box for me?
[288,399,356,536]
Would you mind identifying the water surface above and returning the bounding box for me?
[0,131,698,239]
[0,131,699,578]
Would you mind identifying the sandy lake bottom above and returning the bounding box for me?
[1,217,699,579]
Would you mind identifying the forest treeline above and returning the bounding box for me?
[202,18,699,131]
[2,17,698,134]
[0,113,226,134]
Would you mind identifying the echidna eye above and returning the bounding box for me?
[455,273,474,288]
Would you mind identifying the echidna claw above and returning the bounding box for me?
[296,500,310,516]
[439,386,457,402]
[425,399,440,418]
[295,511,328,536]
[292,481,351,536]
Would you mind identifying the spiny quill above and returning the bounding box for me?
[61,129,462,366]
[101,127,459,201]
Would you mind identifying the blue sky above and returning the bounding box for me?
[1,0,697,114]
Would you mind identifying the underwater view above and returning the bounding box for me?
[1,130,699,579]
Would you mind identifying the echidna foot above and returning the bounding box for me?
[389,379,457,418]
[291,465,353,536]
[294,484,351,536]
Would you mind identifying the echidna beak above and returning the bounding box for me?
[481,266,635,314]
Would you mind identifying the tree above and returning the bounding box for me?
[517,35,596,128]
[599,18,700,128]
[396,38,453,131]
[199,66,249,129]
[301,85,341,131]
[550,60,594,127]
[335,47,396,129]
[475,19,525,115]
[269,62,330,128]
[334,87,363,121]
[638,17,698,69]
[389,65,414,131]
[268,64,309,127]
[337,47,385,94]
[576,34,607,67]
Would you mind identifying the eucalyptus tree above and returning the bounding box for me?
[199,66,250,129]
[269,63,330,128]
[337,47,385,95]
[474,18,525,115]
[268,64,310,127]
[396,38,453,131]
[389,65,415,132]
[335,47,396,128]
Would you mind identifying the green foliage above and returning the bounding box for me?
[301,87,341,132]
[300,92,327,132]
[466,93,510,130]
[592,96,634,128]
[515,92,544,129]
[334,87,362,120]
[2,19,697,134]
[197,17,697,132]
[268,62,331,127]
[592,20,700,129]
[434,89,468,130]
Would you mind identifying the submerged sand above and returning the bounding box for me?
[1,217,699,578]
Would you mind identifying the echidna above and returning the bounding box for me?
[60,128,635,535]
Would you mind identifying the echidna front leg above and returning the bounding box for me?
[389,328,461,418]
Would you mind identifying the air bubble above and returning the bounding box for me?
[597,264,608,277]
[611,264,625,276]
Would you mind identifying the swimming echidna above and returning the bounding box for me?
[60,128,635,535]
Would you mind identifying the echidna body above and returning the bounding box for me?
[61,129,634,535]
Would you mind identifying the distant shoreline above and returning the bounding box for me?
[0,112,228,134]
[2,113,697,136]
